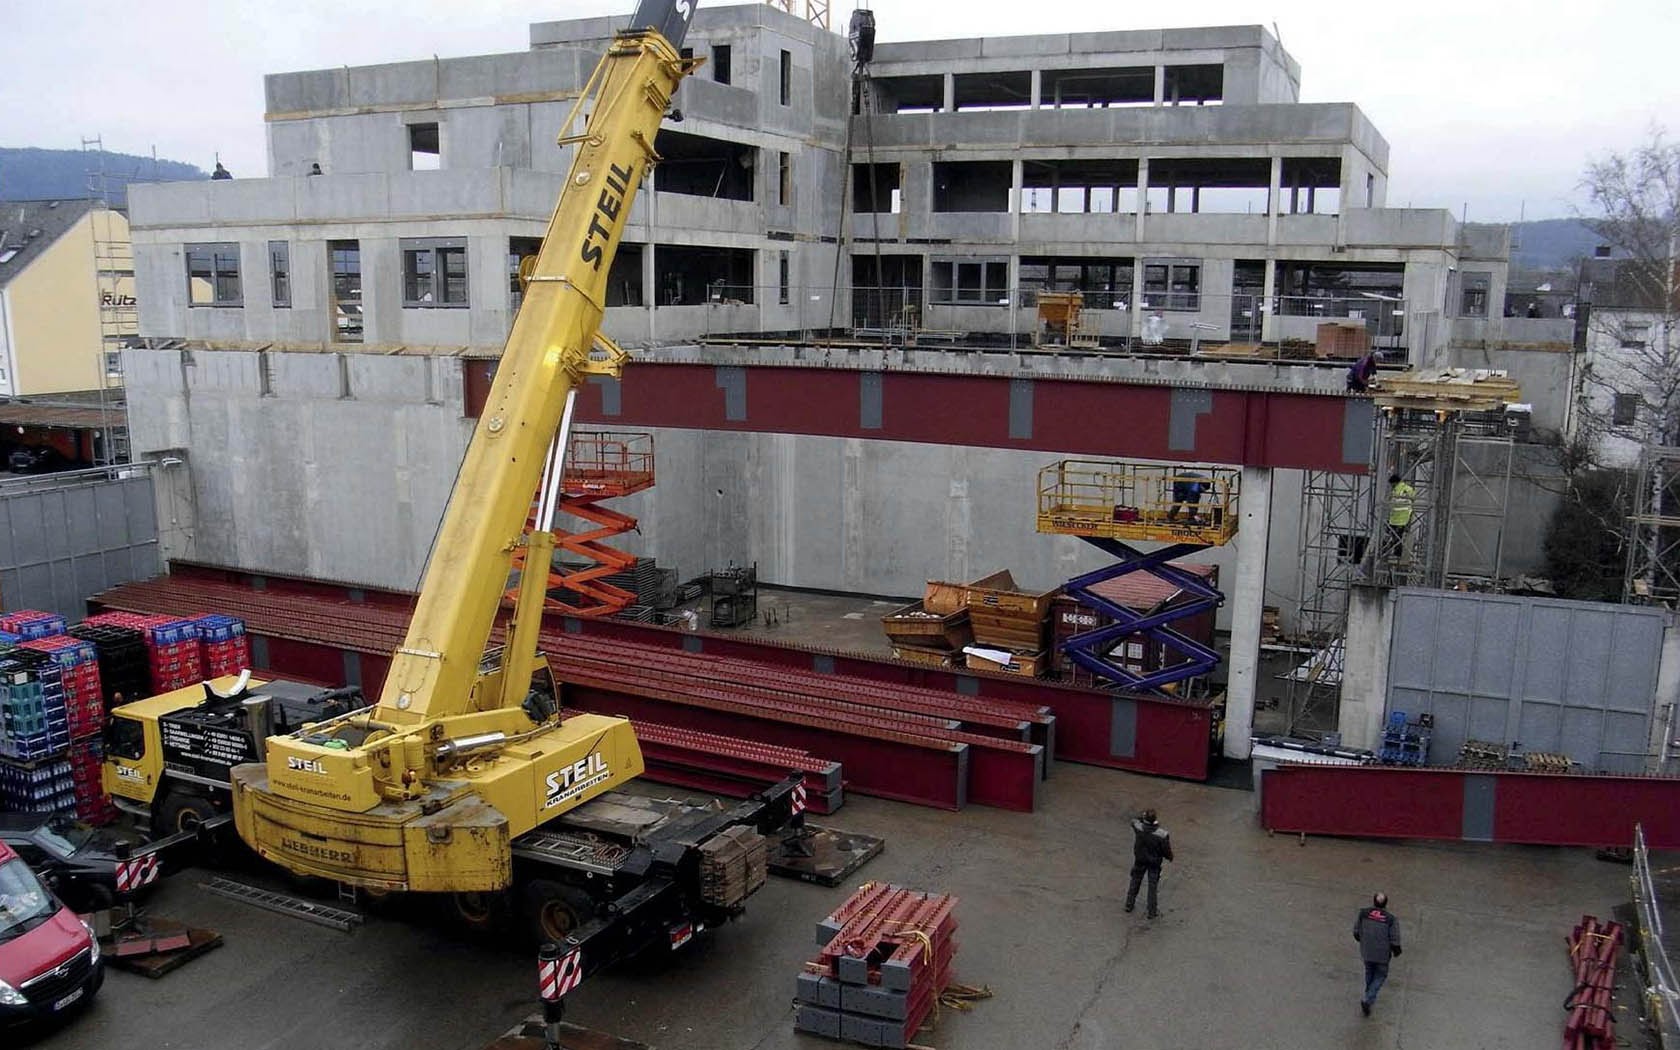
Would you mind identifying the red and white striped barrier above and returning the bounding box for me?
[115,854,161,894]
[538,947,584,1002]
[791,782,807,816]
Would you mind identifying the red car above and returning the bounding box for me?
[0,840,103,1029]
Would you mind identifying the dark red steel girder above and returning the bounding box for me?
[568,362,1371,472]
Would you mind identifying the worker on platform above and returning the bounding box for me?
[1124,808,1174,919]
[1354,892,1402,1016]
[1383,473,1415,561]
[211,160,233,180]
[1165,471,1208,525]
[1346,351,1378,392]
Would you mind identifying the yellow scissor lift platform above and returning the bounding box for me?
[1035,460,1238,693]
[1036,461,1240,546]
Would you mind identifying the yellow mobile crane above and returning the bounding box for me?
[227,0,801,950]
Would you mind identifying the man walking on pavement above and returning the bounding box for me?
[1124,808,1173,918]
[1354,892,1402,1016]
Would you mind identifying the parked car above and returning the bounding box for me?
[0,840,103,1030]
[0,815,142,913]
[5,447,72,475]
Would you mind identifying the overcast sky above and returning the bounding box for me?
[1,0,1674,221]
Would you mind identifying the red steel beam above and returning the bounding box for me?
[567,362,1370,473]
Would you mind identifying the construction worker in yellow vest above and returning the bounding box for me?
[1383,473,1415,560]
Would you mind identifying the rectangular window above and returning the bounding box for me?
[509,236,542,317]
[402,238,469,308]
[929,259,1009,305]
[1621,321,1651,349]
[778,152,791,206]
[1143,262,1200,311]
[711,44,732,84]
[779,49,791,106]
[779,251,790,305]
[186,242,241,307]
[1365,173,1375,208]
[1614,392,1640,427]
[1459,272,1490,317]
[329,240,362,343]
[268,241,291,308]
[409,122,440,170]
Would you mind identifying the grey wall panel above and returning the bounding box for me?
[1386,588,1664,772]
[0,475,162,620]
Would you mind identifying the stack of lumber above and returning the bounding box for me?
[697,824,768,909]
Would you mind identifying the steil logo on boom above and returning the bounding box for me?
[544,752,611,808]
[287,756,327,774]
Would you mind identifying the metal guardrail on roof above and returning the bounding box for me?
[1633,824,1680,1046]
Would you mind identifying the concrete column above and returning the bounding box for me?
[1135,157,1149,239]
[1029,69,1042,110]
[1266,155,1282,246]
[1224,465,1273,759]
[942,73,955,113]
[1338,584,1394,752]
[1260,258,1277,343]
[1152,65,1165,105]
[1010,159,1023,241]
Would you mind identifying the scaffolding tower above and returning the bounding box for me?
[1625,446,1680,606]
[1284,470,1373,734]
[83,135,133,464]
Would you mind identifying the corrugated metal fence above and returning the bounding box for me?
[1388,588,1666,773]
[0,466,161,619]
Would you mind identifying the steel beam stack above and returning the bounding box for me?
[796,883,959,1048]
[1565,915,1623,1050]
[632,720,844,814]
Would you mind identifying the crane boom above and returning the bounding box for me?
[230,2,703,894]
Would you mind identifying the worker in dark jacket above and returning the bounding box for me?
[1346,351,1378,392]
[1354,892,1402,1015]
[1124,809,1174,918]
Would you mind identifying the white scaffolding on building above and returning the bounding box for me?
[82,135,132,464]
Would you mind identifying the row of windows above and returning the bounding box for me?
[188,238,466,318]
[922,258,1202,311]
[679,43,792,105]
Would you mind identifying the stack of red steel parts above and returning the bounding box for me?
[87,575,1050,811]
[18,636,104,739]
[83,612,204,692]
[631,720,844,814]
[1565,915,1624,1050]
[796,883,958,1048]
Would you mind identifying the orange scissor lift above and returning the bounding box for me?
[506,430,656,617]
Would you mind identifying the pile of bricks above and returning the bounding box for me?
[192,613,252,677]
[1565,914,1624,1050]
[19,635,105,739]
[633,720,844,814]
[83,612,204,692]
[0,610,68,641]
[796,883,958,1048]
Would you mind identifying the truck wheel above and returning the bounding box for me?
[157,791,217,835]
[449,890,511,935]
[522,879,595,944]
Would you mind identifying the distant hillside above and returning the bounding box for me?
[0,147,205,206]
[1510,218,1616,272]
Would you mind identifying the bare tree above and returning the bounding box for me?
[1573,127,1680,457]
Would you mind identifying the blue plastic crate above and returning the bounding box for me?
[14,617,68,641]
[193,614,246,643]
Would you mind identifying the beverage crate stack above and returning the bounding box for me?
[0,650,70,761]
[0,754,74,813]
[19,635,104,739]
[191,614,252,677]
[1377,711,1432,767]
[66,737,116,824]
[67,622,151,706]
[0,610,68,641]
[796,883,959,1048]
[82,611,203,692]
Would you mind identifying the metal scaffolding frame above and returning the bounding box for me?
[1625,446,1680,606]
[83,135,132,464]
[1285,470,1373,735]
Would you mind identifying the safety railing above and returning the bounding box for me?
[563,431,654,497]
[1036,460,1240,546]
[1632,824,1680,1045]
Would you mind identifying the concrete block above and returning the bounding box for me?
[980,34,1072,58]
[817,917,843,946]
[841,980,912,1021]
[793,1004,842,1040]
[836,952,872,986]
[879,957,915,993]
[841,1013,896,1048]
[796,971,842,1009]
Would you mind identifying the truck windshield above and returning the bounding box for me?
[37,822,91,860]
[0,858,56,942]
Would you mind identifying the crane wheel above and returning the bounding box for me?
[449,889,511,935]
[522,879,596,945]
[157,790,217,836]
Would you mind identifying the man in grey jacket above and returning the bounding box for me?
[1124,809,1174,919]
[1354,892,1402,1016]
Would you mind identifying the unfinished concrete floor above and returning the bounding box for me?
[32,763,1623,1050]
